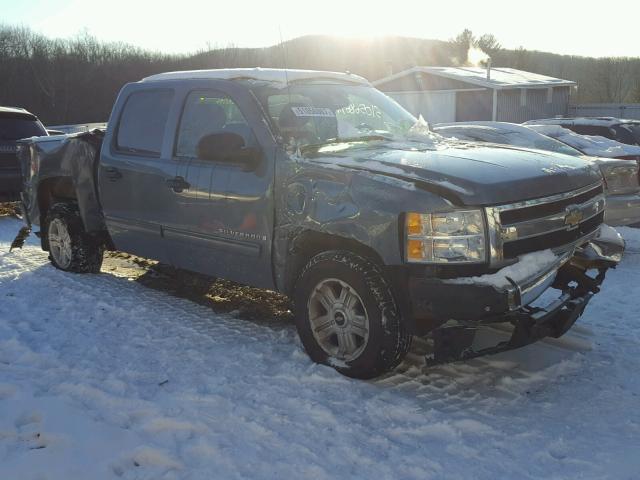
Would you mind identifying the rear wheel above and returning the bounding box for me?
[293,251,412,379]
[45,203,103,273]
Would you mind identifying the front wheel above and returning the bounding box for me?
[45,203,104,273]
[293,251,412,379]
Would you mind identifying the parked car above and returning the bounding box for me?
[525,123,640,162]
[434,121,640,226]
[16,68,624,379]
[525,117,640,148]
[0,106,47,201]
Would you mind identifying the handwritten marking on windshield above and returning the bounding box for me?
[336,104,383,118]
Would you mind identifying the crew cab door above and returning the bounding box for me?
[164,85,276,289]
[98,88,177,262]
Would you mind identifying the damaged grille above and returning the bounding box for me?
[486,183,605,263]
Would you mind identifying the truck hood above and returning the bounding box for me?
[305,141,602,206]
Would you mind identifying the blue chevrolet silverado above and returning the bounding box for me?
[17,68,624,378]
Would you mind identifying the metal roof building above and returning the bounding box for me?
[373,67,576,124]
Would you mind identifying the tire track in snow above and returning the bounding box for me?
[0,222,590,413]
[3,218,638,479]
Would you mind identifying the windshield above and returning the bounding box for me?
[615,124,640,146]
[247,81,419,148]
[0,116,47,141]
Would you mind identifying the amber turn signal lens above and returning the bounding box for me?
[407,239,424,260]
[407,213,424,235]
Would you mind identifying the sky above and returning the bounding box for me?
[1,0,639,58]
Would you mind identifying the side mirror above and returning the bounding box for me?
[197,132,261,170]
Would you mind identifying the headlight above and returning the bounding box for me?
[406,210,486,263]
[600,163,639,194]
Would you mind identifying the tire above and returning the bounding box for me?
[293,251,412,379]
[45,203,104,273]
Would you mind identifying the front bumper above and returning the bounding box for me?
[409,226,625,364]
[427,290,595,365]
[604,192,640,226]
[409,226,624,323]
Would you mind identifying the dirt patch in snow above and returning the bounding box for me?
[103,251,293,324]
[0,202,20,218]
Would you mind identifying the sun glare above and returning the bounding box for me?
[8,0,639,57]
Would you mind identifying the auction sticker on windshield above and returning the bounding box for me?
[291,107,336,117]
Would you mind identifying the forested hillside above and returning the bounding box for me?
[1,25,638,124]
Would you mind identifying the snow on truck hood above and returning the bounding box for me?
[306,140,602,206]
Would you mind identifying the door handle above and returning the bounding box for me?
[166,176,190,193]
[104,166,122,181]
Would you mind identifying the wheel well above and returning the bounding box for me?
[37,177,77,250]
[283,230,385,296]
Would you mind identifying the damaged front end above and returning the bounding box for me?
[418,226,625,365]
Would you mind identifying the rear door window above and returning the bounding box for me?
[0,116,47,141]
[116,89,174,156]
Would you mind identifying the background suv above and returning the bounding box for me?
[0,106,47,201]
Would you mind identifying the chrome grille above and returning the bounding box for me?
[486,183,605,264]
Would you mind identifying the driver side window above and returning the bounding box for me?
[175,91,254,159]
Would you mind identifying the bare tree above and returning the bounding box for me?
[1,24,639,123]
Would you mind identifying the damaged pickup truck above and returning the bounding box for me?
[17,68,625,379]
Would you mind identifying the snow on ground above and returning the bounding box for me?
[0,217,639,480]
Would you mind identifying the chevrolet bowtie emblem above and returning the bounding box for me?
[564,206,583,229]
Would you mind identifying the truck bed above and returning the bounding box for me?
[19,130,107,232]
